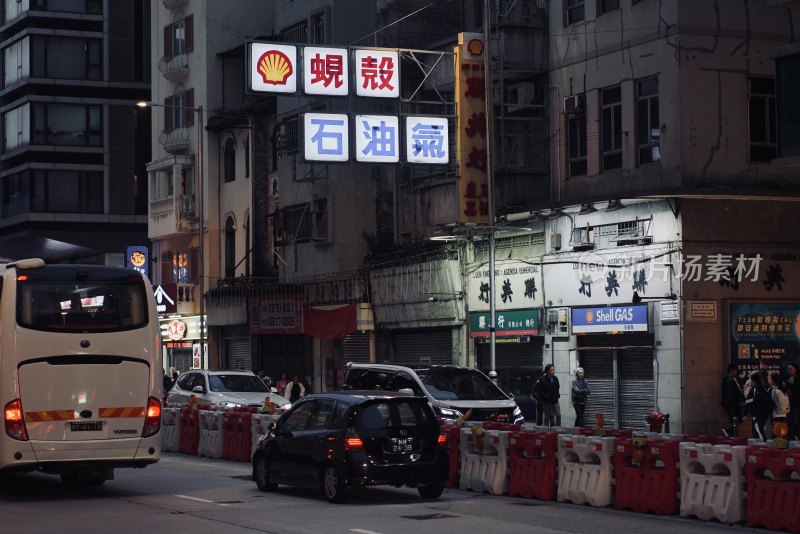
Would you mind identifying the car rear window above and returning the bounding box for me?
[358,400,433,430]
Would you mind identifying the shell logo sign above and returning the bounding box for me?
[167,319,187,341]
[257,50,293,85]
[250,43,296,93]
[585,310,595,324]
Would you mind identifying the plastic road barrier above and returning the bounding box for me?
[508,431,559,500]
[679,442,747,524]
[614,437,681,515]
[443,426,462,488]
[557,434,616,507]
[250,413,279,459]
[197,410,225,459]
[161,407,180,452]
[178,406,200,456]
[745,446,800,532]
[222,411,254,462]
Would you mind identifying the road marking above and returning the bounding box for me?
[175,494,231,506]
[350,530,384,534]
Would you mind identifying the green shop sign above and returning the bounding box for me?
[469,309,540,338]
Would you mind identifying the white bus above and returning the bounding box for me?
[1,258,162,485]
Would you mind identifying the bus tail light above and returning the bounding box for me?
[141,397,161,438]
[5,399,28,441]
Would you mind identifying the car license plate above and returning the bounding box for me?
[70,421,102,432]
[390,437,414,453]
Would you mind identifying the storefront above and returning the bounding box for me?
[160,315,206,374]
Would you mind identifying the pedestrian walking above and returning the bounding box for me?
[745,370,773,441]
[276,371,289,394]
[787,363,800,440]
[533,364,561,427]
[570,368,590,427]
[284,374,306,402]
[721,364,745,437]
[162,370,173,396]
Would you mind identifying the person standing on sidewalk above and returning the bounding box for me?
[570,368,590,427]
[745,370,773,441]
[787,363,800,440]
[721,364,745,437]
[534,364,561,427]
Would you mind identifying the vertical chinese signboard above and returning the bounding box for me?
[730,302,800,373]
[454,33,488,224]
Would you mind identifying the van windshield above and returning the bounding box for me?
[417,368,509,401]
[17,268,148,333]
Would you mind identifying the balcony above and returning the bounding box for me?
[159,127,190,154]
[158,54,189,82]
[149,194,196,239]
[162,0,189,10]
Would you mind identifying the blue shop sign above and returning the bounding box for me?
[571,304,648,334]
[126,245,149,279]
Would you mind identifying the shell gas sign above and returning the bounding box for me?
[250,43,297,93]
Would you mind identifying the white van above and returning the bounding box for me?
[344,362,524,424]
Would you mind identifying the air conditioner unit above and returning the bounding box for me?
[550,233,562,250]
[563,94,584,114]
[507,82,537,113]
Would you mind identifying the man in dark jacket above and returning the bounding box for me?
[721,364,745,437]
[533,364,561,427]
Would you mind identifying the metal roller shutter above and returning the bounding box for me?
[343,333,371,364]
[394,329,452,366]
[222,325,251,370]
[580,350,617,429]
[619,347,655,430]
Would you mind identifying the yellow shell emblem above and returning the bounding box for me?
[257,50,293,85]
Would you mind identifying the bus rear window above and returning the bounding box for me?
[17,279,148,333]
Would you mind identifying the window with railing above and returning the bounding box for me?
[281,203,311,244]
[567,95,587,177]
[277,116,299,158]
[599,0,620,15]
[280,20,308,43]
[564,0,584,25]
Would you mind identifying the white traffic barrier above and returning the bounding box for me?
[197,410,224,459]
[556,434,615,507]
[251,413,279,458]
[475,430,510,495]
[459,427,481,491]
[161,407,180,452]
[520,424,579,434]
[679,442,747,524]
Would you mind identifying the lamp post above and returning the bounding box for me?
[483,0,497,383]
[137,100,206,367]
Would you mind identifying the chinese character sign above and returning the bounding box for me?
[730,302,800,374]
[355,115,399,163]
[454,33,488,224]
[303,113,349,162]
[406,116,449,164]
[354,49,399,98]
[250,43,297,94]
[303,46,349,96]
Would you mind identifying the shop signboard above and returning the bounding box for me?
[571,304,648,334]
[730,302,800,373]
[248,295,304,334]
[469,309,539,337]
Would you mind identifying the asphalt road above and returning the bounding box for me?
[0,452,775,534]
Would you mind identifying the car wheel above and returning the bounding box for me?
[322,465,350,503]
[417,482,444,499]
[253,454,278,492]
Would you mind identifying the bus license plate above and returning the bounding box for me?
[390,438,414,452]
[70,421,102,432]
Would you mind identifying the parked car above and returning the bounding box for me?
[251,390,449,503]
[166,369,291,410]
[344,362,524,425]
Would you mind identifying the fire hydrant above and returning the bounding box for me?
[646,412,670,433]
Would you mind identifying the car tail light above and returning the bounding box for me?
[344,428,363,451]
[141,396,161,438]
[437,433,447,447]
[5,399,28,441]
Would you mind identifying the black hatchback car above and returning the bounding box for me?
[251,390,449,503]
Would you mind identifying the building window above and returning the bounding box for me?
[2,169,103,217]
[567,95,587,177]
[601,86,622,171]
[32,103,102,147]
[243,215,250,276]
[164,15,193,59]
[748,77,776,163]
[312,197,329,241]
[225,217,236,278]
[29,0,102,15]
[637,78,660,165]
[277,116,298,158]
[164,89,194,132]
[4,103,30,151]
[30,36,102,81]
[310,12,326,44]
[223,138,236,182]
[564,0,585,25]
[244,135,250,178]
[282,203,311,244]
[280,20,308,43]
[598,0,620,14]
[3,38,27,87]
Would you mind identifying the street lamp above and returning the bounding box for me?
[137,100,206,366]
